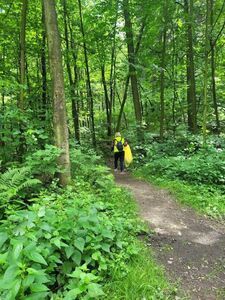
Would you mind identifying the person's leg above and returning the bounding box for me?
[114,152,119,170]
[119,151,125,172]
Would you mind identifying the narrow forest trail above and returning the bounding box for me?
[115,173,225,300]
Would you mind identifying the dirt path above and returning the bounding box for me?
[115,173,225,300]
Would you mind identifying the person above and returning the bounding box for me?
[112,132,127,174]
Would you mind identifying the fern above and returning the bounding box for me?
[0,167,41,203]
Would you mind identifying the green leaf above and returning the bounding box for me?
[65,246,75,259]
[30,283,49,292]
[51,237,61,248]
[11,279,21,298]
[64,288,82,300]
[102,230,114,239]
[22,275,35,288]
[88,283,104,298]
[26,251,47,265]
[3,265,20,282]
[72,250,81,266]
[13,241,23,260]
[0,252,8,264]
[0,232,8,248]
[37,207,45,217]
[92,251,100,261]
[74,237,85,253]
[25,292,49,300]
[101,243,110,252]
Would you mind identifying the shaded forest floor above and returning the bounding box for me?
[115,172,225,300]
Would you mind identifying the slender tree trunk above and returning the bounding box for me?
[77,0,96,147]
[202,0,210,146]
[19,0,28,111]
[43,0,71,186]
[101,64,112,136]
[184,0,197,133]
[122,0,143,141]
[109,4,118,135]
[210,0,220,133]
[62,0,80,143]
[172,26,178,136]
[116,89,128,129]
[159,1,168,140]
[116,75,130,132]
[18,0,28,160]
[68,19,81,143]
[41,5,47,122]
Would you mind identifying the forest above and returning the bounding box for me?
[0,0,225,299]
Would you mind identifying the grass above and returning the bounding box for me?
[134,168,225,220]
[104,242,177,300]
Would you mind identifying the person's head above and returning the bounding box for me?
[115,132,121,138]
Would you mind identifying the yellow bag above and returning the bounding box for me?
[124,144,133,167]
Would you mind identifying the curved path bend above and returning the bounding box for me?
[115,173,225,300]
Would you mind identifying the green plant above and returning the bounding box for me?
[0,175,142,299]
[25,145,62,183]
[0,167,41,203]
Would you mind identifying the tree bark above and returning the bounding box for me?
[77,0,96,147]
[122,0,143,141]
[159,1,168,140]
[210,0,220,133]
[62,0,80,143]
[202,0,210,146]
[101,64,112,136]
[41,4,47,122]
[19,0,28,111]
[184,0,197,133]
[43,0,71,186]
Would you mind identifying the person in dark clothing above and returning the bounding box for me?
[112,132,126,173]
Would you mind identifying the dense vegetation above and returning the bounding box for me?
[134,134,225,219]
[1,0,225,298]
[0,148,175,299]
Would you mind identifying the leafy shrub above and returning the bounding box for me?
[25,145,62,183]
[139,148,225,187]
[0,167,41,218]
[0,175,140,299]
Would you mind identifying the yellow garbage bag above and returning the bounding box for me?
[124,144,133,167]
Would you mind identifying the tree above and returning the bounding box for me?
[43,0,71,186]
[159,0,169,140]
[78,0,96,147]
[19,0,28,111]
[122,0,143,141]
[202,0,210,146]
[184,0,197,133]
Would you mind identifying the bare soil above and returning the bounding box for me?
[115,173,225,300]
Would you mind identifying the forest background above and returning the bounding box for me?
[0,0,225,299]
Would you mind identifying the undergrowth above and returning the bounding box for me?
[0,145,174,299]
[133,134,225,219]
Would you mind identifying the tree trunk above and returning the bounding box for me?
[159,1,168,140]
[210,0,220,133]
[41,4,47,122]
[116,75,130,132]
[202,0,210,146]
[19,0,28,111]
[101,64,112,136]
[122,0,143,141]
[17,0,28,160]
[62,0,80,143]
[43,0,71,186]
[77,0,96,147]
[184,0,197,133]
